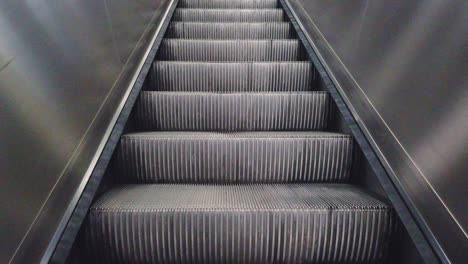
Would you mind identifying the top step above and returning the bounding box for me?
[178,0,278,9]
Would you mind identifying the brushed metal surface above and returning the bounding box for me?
[285,0,468,263]
[0,0,173,263]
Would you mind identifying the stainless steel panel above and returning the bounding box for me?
[285,0,467,263]
[0,0,173,263]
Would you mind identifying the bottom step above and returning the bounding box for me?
[85,184,395,263]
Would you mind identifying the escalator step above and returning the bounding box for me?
[157,39,305,61]
[178,0,278,9]
[149,62,313,92]
[166,22,294,39]
[135,92,331,131]
[173,9,284,22]
[85,184,394,263]
[116,132,353,183]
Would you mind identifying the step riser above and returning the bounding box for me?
[166,23,294,39]
[85,184,394,263]
[158,40,306,61]
[135,92,331,131]
[116,135,353,183]
[149,62,314,92]
[178,0,278,9]
[87,210,393,263]
[173,9,284,22]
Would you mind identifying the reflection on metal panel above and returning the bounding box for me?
[286,0,467,263]
[0,0,172,262]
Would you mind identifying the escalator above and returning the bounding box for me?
[78,0,398,263]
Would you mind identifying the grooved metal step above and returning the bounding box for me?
[157,39,306,61]
[135,92,331,131]
[148,62,314,92]
[115,132,353,183]
[85,184,395,263]
[173,9,284,22]
[178,0,278,9]
[166,22,294,39]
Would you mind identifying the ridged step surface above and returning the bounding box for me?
[116,132,353,183]
[173,9,284,22]
[166,22,294,39]
[85,184,394,263]
[135,92,331,131]
[157,39,305,61]
[149,62,313,92]
[178,0,278,9]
